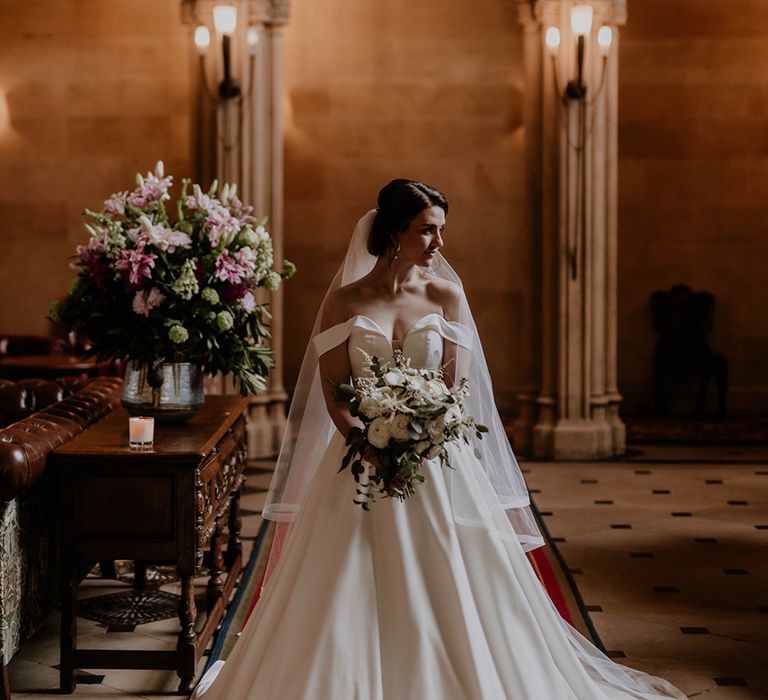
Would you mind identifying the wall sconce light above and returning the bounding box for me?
[545,3,614,281]
[213,5,239,99]
[546,3,612,103]
[195,5,256,104]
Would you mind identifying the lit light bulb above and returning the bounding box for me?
[545,27,561,56]
[247,26,259,55]
[194,25,210,55]
[598,25,613,55]
[213,5,237,35]
[570,5,594,36]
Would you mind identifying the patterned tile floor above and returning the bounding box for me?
[524,451,768,699]
[9,450,768,698]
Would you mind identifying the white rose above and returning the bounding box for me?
[389,414,411,442]
[359,397,382,419]
[427,444,443,460]
[445,404,462,425]
[368,417,391,449]
[426,379,448,399]
[383,370,404,386]
[414,440,430,455]
[407,375,427,392]
[427,416,446,443]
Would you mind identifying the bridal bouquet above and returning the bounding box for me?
[49,162,295,395]
[333,351,487,510]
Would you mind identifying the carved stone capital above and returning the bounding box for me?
[518,0,626,27]
[250,0,291,26]
[181,0,291,27]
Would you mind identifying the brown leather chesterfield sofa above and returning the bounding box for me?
[0,376,122,697]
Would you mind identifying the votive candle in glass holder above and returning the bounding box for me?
[129,416,155,450]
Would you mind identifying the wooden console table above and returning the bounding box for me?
[51,395,250,694]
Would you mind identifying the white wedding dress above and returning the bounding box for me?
[194,313,686,700]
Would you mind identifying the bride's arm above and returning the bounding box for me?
[317,292,362,439]
[434,280,471,387]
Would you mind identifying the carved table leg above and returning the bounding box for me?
[176,573,197,694]
[0,662,11,700]
[99,559,116,579]
[225,483,243,568]
[207,519,224,613]
[59,561,77,693]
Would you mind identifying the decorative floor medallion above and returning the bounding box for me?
[77,589,180,626]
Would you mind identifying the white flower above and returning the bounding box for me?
[239,291,256,313]
[426,379,448,399]
[368,417,390,449]
[389,414,411,442]
[240,224,270,247]
[445,404,462,425]
[406,374,427,392]
[427,444,442,460]
[427,416,446,443]
[263,270,281,291]
[217,310,234,331]
[383,370,404,386]
[359,397,383,419]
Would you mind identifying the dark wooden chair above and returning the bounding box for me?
[650,284,728,419]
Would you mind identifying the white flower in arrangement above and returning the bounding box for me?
[359,396,384,419]
[368,417,391,449]
[263,270,282,291]
[427,416,446,443]
[445,404,462,425]
[172,259,199,300]
[426,379,448,399]
[383,369,405,386]
[389,414,412,442]
[405,374,428,392]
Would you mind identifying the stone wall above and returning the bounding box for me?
[282,0,531,410]
[618,0,768,414]
[0,0,191,336]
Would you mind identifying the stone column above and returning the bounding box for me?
[244,0,290,457]
[516,0,626,460]
[184,0,291,457]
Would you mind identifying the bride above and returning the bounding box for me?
[194,180,686,699]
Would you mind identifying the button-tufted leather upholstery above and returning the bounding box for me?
[0,374,123,679]
[0,377,122,502]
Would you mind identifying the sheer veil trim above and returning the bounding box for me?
[263,209,544,552]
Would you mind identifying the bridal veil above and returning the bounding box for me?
[262,209,545,571]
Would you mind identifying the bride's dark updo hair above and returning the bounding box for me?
[368,179,449,256]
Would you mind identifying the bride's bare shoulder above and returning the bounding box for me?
[321,283,362,329]
[426,277,462,318]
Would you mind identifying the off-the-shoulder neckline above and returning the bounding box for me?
[326,313,464,343]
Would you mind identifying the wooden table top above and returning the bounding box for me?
[53,395,250,462]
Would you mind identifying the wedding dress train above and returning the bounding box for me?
[193,315,686,700]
